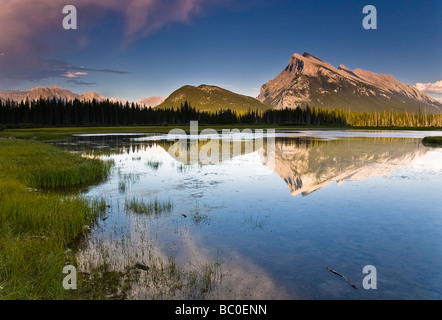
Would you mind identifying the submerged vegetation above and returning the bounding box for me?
[141,254,223,299]
[75,245,223,300]
[0,140,111,299]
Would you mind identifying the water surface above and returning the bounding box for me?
[54,130,442,299]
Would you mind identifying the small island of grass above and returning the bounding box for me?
[423,136,442,147]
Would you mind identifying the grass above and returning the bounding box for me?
[146,160,162,171]
[125,197,173,216]
[242,214,269,231]
[423,136,442,147]
[0,140,112,189]
[118,181,127,193]
[0,140,111,299]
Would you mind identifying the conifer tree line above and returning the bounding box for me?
[0,97,441,128]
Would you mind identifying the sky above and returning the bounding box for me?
[0,0,441,102]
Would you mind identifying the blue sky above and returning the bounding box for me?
[0,0,441,101]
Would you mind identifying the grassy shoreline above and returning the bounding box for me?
[1,124,442,141]
[0,140,112,299]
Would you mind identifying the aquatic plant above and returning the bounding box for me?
[146,160,162,170]
[125,197,173,216]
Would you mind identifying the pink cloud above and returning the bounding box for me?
[127,0,202,34]
[0,0,210,82]
[0,0,207,50]
[61,72,88,79]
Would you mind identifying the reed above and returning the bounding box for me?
[125,197,173,216]
[146,160,162,170]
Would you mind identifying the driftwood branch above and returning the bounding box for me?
[326,266,358,290]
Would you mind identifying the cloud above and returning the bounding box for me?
[0,54,128,84]
[0,0,209,84]
[73,67,129,75]
[0,0,207,49]
[67,79,96,86]
[416,80,442,95]
[62,72,89,79]
[122,0,205,41]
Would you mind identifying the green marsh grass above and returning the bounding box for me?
[125,197,173,216]
[0,140,112,189]
[0,140,111,299]
[423,136,442,147]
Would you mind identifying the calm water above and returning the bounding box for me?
[54,130,442,300]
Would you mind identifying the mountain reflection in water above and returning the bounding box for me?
[53,131,441,300]
[148,136,428,196]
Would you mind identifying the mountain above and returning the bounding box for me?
[157,84,270,113]
[264,138,426,196]
[0,85,133,104]
[80,91,107,102]
[0,85,80,102]
[0,86,168,109]
[138,96,165,108]
[258,52,442,113]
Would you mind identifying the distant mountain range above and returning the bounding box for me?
[138,96,165,108]
[0,85,165,108]
[1,53,441,114]
[258,52,442,113]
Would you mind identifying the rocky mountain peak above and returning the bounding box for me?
[258,52,442,113]
[302,52,325,62]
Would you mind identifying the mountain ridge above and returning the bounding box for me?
[0,85,165,108]
[258,52,442,113]
[2,53,441,115]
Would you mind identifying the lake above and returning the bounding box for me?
[53,129,442,300]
